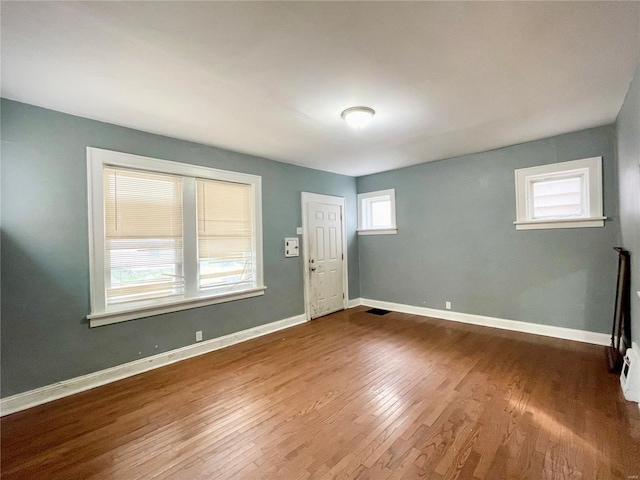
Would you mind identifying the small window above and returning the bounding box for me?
[514,157,605,230]
[358,189,397,235]
[87,147,265,327]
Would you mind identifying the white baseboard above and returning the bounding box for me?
[348,298,362,308]
[356,298,610,346]
[0,313,307,417]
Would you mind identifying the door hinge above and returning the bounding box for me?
[342,253,344,260]
[343,293,345,299]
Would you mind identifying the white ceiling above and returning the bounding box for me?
[2,2,639,177]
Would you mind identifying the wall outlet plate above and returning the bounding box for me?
[196,331,203,342]
[446,301,451,310]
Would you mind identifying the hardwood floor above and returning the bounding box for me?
[2,306,640,479]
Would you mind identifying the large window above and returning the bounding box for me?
[514,157,605,230]
[87,148,264,327]
[357,189,397,235]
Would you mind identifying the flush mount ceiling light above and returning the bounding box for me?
[341,106,375,129]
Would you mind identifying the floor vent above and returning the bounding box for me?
[366,308,390,316]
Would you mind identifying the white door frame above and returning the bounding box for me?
[301,192,349,320]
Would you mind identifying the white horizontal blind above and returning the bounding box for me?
[196,179,254,290]
[532,176,583,219]
[104,167,184,304]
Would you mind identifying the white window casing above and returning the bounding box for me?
[87,147,265,327]
[357,189,397,235]
[514,157,606,230]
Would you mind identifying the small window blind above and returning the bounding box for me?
[104,167,184,304]
[197,179,253,290]
[532,176,583,219]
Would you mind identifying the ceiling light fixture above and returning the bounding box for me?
[341,106,375,129]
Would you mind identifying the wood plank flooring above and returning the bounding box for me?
[2,306,640,479]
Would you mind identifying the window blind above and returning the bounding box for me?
[196,179,253,290]
[104,167,184,304]
[532,176,583,219]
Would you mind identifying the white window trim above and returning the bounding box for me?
[514,157,606,231]
[357,188,397,235]
[86,147,265,327]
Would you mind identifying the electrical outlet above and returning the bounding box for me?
[196,331,203,342]
[445,301,451,310]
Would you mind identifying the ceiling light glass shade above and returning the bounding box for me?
[341,106,375,129]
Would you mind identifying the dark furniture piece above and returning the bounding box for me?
[608,247,631,373]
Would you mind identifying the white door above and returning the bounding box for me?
[307,201,345,319]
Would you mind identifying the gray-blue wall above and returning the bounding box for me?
[616,59,640,347]
[357,126,619,334]
[1,96,628,400]
[0,99,359,398]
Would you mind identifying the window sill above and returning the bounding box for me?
[88,287,267,327]
[357,228,398,236]
[514,217,606,230]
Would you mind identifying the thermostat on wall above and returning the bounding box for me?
[285,238,299,257]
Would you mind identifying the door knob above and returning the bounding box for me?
[310,267,316,272]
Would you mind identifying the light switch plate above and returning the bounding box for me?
[296,227,303,235]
